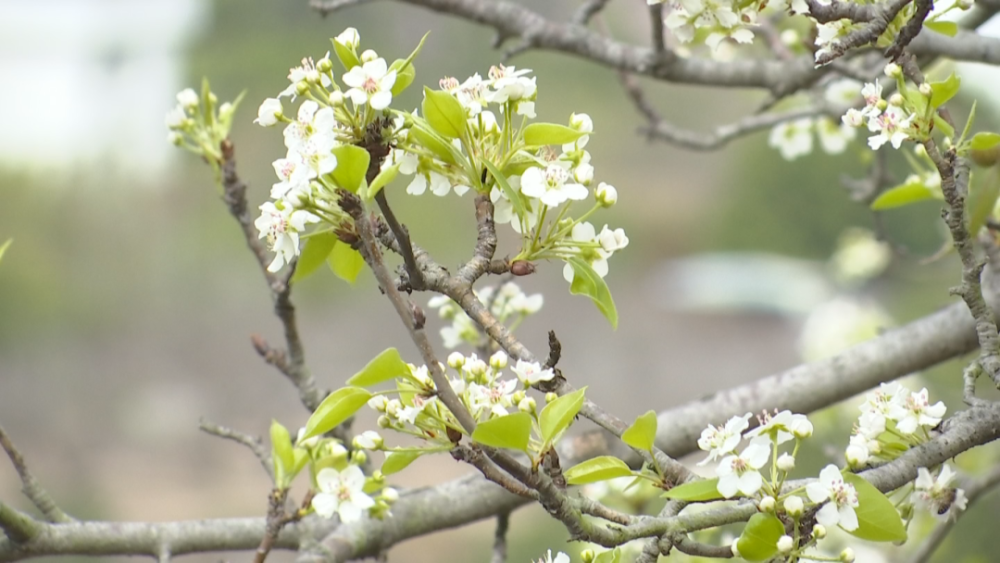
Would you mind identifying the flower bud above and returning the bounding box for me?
[377,415,391,428]
[840,547,856,563]
[296,427,320,449]
[208,92,218,105]
[368,395,388,412]
[329,90,345,106]
[569,112,594,133]
[296,81,310,96]
[353,430,383,450]
[842,108,864,128]
[784,495,804,517]
[792,419,813,438]
[888,93,904,107]
[219,102,234,121]
[361,49,379,63]
[448,352,466,369]
[317,58,333,74]
[381,487,399,503]
[468,359,487,377]
[167,131,183,146]
[812,524,827,539]
[545,392,558,404]
[876,99,888,111]
[351,450,368,465]
[574,163,594,186]
[512,391,526,405]
[884,63,902,78]
[777,453,796,471]
[371,470,385,484]
[919,82,933,96]
[386,399,402,417]
[176,88,199,108]
[758,497,776,512]
[255,98,284,127]
[580,550,596,563]
[326,443,349,463]
[777,535,794,554]
[596,182,618,207]
[336,27,361,49]
[518,396,537,413]
[490,351,508,370]
[306,69,321,84]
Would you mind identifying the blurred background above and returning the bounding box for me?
[2,1,1000,561]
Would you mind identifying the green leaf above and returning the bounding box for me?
[409,125,458,165]
[422,87,468,140]
[930,72,961,109]
[328,241,366,284]
[367,162,399,200]
[301,387,372,442]
[968,166,1000,235]
[567,257,619,329]
[330,38,361,70]
[621,410,658,452]
[522,123,586,146]
[564,456,634,485]
[389,59,417,97]
[471,412,532,452]
[382,450,424,475]
[270,420,295,486]
[483,159,527,220]
[933,113,956,140]
[0,239,11,264]
[959,99,978,146]
[870,180,939,210]
[539,387,587,443]
[971,132,1000,151]
[330,145,371,193]
[291,448,309,477]
[592,548,622,563]
[346,348,410,387]
[661,478,724,501]
[843,473,907,542]
[292,231,338,283]
[735,513,784,562]
[925,20,958,36]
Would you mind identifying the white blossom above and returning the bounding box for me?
[343,58,397,110]
[716,441,770,498]
[806,465,859,531]
[867,105,913,150]
[312,466,376,523]
[745,411,811,445]
[817,117,857,154]
[535,551,570,563]
[915,464,967,519]
[176,88,199,108]
[521,165,589,207]
[254,202,320,272]
[335,27,361,49]
[894,388,946,434]
[354,430,383,450]
[769,118,814,160]
[697,413,752,465]
[511,359,554,386]
[255,98,283,127]
[469,379,517,418]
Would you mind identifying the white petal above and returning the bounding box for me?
[337,501,363,523]
[311,492,338,518]
[815,503,839,527]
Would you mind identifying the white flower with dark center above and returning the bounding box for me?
[860,80,883,116]
[312,466,376,523]
[697,413,752,465]
[254,202,319,272]
[867,105,913,150]
[769,118,814,160]
[521,165,588,207]
[716,441,770,498]
[806,465,859,531]
[487,64,536,103]
[893,388,946,434]
[915,464,967,519]
[469,379,517,418]
[270,153,314,201]
[343,58,397,110]
[511,360,554,386]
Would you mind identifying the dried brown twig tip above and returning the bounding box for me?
[336,189,364,219]
[411,301,427,330]
[544,330,562,370]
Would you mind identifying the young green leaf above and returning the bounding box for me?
[292,231,338,283]
[328,241,366,284]
[389,59,417,96]
[330,38,361,70]
[422,87,468,140]
[661,478,724,501]
[522,123,586,146]
[301,387,372,441]
[409,125,459,165]
[870,180,940,210]
[483,159,527,219]
[971,131,1000,151]
[346,348,410,387]
[367,162,400,200]
[539,387,587,443]
[735,513,784,561]
[968,166,1000,236]
[564,456,634,485]
[382,450,424,475]
[330,145,371,193]
[270,420,295,486]
[621,410,658,452]
[592,548,622,563]
[925,20,958,37]
[567,257,619,329]
[929,72,961,109]
[471,412,532,451]
[0,239,11,264]
[933,113,956,140]
[842,473,907,542]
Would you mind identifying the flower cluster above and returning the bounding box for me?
[844,381,947,468]
[165,80,243,178]
[841,65,923,151]
[367,351,553,444]
[768,117,857,161]
[428,281,543,349]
